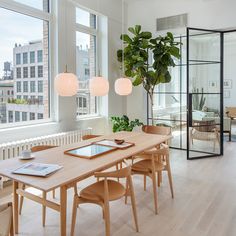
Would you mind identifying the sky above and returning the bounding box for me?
[0,3,93,78]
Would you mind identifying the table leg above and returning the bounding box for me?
[13,181,19,234]
[60,185,67,236]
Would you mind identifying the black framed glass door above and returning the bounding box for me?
[187,28,224,159]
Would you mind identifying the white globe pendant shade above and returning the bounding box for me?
[89,76,109,96]
[55,72,78,96]
[115,77,132,96]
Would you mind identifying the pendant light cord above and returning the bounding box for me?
[122,0,125,77]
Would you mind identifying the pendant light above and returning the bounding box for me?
[55,3,79,97]
[89,0,109,96]
[55,66,78,96]
[114,0,132,96]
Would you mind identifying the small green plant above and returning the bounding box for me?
[192,87,206,111]
[110,115,143,133]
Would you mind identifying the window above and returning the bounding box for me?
[38,95,43,105]
[0,1,50,126]
[30,112,35,120]
[16,82,21,92]
[76,7,98,116]
[7,90,10,95]
[38,113,43,119]
[15,111,20,122]
[30,51,35,63]
[38,65,43,77]
[23,67,28,78]
[76,7,96,29]
[14,1,49,12]
[23,52,28,64]
[37,50,43,63]
[22,112,27,121]
[23,81,28,92]
[38,80,43,92]
[85,68,90,76]
[16,53,21,65]
[11,91,14,95]
[16,67,21,78]
[8,111,13,123]
[30,81,35,92]
[30,66,35,78]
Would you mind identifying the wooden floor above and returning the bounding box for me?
[1,141,236,236]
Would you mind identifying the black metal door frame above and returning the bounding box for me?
[186,27,224,160]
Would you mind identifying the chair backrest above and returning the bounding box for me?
[142,125,171,135]
[82,134,101,140]
[226,107,236,118]
[94,161,131,179]
[31,145,57,153]
[0,202,13,236]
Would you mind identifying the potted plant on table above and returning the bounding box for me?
[117,25,181,125]
[110,115,143,133]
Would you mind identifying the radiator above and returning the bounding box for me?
[0,128,92,161]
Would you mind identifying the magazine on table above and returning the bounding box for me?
[12,162,63,177]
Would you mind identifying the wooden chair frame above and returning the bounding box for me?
[71,161,139,236]
[131,144,174,214]
[19,145,57,227]
[0,202,14,236]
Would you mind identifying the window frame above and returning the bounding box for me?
[0,0,54,129]
[75,6,99,118]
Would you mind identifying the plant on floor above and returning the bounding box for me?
[117,25,181,125]
[110,115,143,133]
[192,87,206,111]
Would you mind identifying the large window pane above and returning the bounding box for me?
[13,0,49,12]
[76,7,96,29]
[0,7,49,125]
[76,31,97,116]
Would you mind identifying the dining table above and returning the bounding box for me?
[0,131,171,236]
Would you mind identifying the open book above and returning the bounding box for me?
[12,162,62,177]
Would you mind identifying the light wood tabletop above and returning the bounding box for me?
[0,131,170,236]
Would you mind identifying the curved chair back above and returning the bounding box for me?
[82,135,101,140]
[142,125,171,135]
[31,145,57,153]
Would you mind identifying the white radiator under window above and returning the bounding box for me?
[0,128,92,161]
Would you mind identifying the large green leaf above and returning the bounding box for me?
[128,27,136,35]
[120,34,132,43]
[133,75,143,86]
[135,25,141,34]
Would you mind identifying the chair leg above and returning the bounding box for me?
[10,209,14,236]
[71,196,78,236]
[104,199,110,236]
[42,191,47,227]
[157,172,162,187]
[128,176,139,232]
[151,157,158,214]
[144,175,146,191]
[116,164,119,182]
[125,178,128,204]
[19,184,25,215]
[166,166,174,198]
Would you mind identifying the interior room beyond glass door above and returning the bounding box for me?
[187,28,223,159]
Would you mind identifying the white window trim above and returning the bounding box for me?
[75,5,100,118]
[0,0,56,129]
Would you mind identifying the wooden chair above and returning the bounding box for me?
[82,134,101,140]
[71,161,139,236]
[19,145,57,227]
[0,202,14,236]
[131,143,174,214]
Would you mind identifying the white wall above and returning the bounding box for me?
[0,0,125,143]
[126,0,236,122]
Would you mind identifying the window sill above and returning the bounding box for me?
[0,119,57,132]
[76,114,105,121]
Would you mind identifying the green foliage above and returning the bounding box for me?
[192,87,206,111]
[110,115,143,133]
[117,25,181,96]
[7,98,28,104]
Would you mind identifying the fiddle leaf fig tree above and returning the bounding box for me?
[117,25,181,125]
